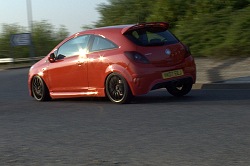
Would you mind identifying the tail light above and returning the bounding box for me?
[124,51,149,64]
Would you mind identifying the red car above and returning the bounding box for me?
[28,22,196,103]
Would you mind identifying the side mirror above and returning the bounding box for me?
[48,53,56,63]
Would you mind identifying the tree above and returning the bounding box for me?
[95,0,250,57]
[32,20,69,57]
[147,0,194,28]
[32,20,56,57]
[56,25,69,42]
[95,0,154,27]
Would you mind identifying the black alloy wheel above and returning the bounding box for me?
[105,73,133,104]
[31,76,51,101]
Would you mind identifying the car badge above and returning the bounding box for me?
[165,49,171,56]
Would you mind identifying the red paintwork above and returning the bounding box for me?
[28,22,196,99]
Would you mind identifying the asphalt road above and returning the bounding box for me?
[0,68,250,166]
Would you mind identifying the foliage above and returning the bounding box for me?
[95,0,154,27]
[1,0,249,58]
[0,21,69,58]
[0,24,28,58]
[95,0,250,57]
[173,1,250,57]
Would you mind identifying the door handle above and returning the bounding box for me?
[76,61,84,66]
[77,61,84,66]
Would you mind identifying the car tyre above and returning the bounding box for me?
[105,73,133,104]
[166,80,193,97]
[31,76,51,101]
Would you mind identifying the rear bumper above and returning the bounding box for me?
[129,56,196,96]
[151,77,194,90]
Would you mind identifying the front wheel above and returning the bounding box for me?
[105,73,133,104]
[166,79,193,97]
[31,76,51,101]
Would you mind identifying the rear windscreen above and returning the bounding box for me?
[124,27,179,46]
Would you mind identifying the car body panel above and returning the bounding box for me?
[47,55,88,92]
[135,43,185,66]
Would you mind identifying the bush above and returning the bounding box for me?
[174,6,250,58]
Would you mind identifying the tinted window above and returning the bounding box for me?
[90,36,117,52]
[125,28,179,46]
[57,35,90,59]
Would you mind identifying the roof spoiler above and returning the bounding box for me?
[121,22,169,34]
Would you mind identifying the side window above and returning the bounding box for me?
[57,35,90,59]
[91,36,117,52]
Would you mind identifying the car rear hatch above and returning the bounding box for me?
[122,22,187,67]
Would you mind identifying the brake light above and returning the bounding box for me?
[124,51,149,64]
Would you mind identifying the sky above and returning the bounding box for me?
[0,0,108,35]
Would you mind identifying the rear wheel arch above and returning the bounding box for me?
[105,64,134,90]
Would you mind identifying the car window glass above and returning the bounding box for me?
[125,29,179,46]
[57,35,90,59]
[132,31,139,39]
[91,36,117,52]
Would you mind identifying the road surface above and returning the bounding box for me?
[0,68,250,166]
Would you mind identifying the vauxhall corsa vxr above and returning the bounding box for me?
[28,22,196,103]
